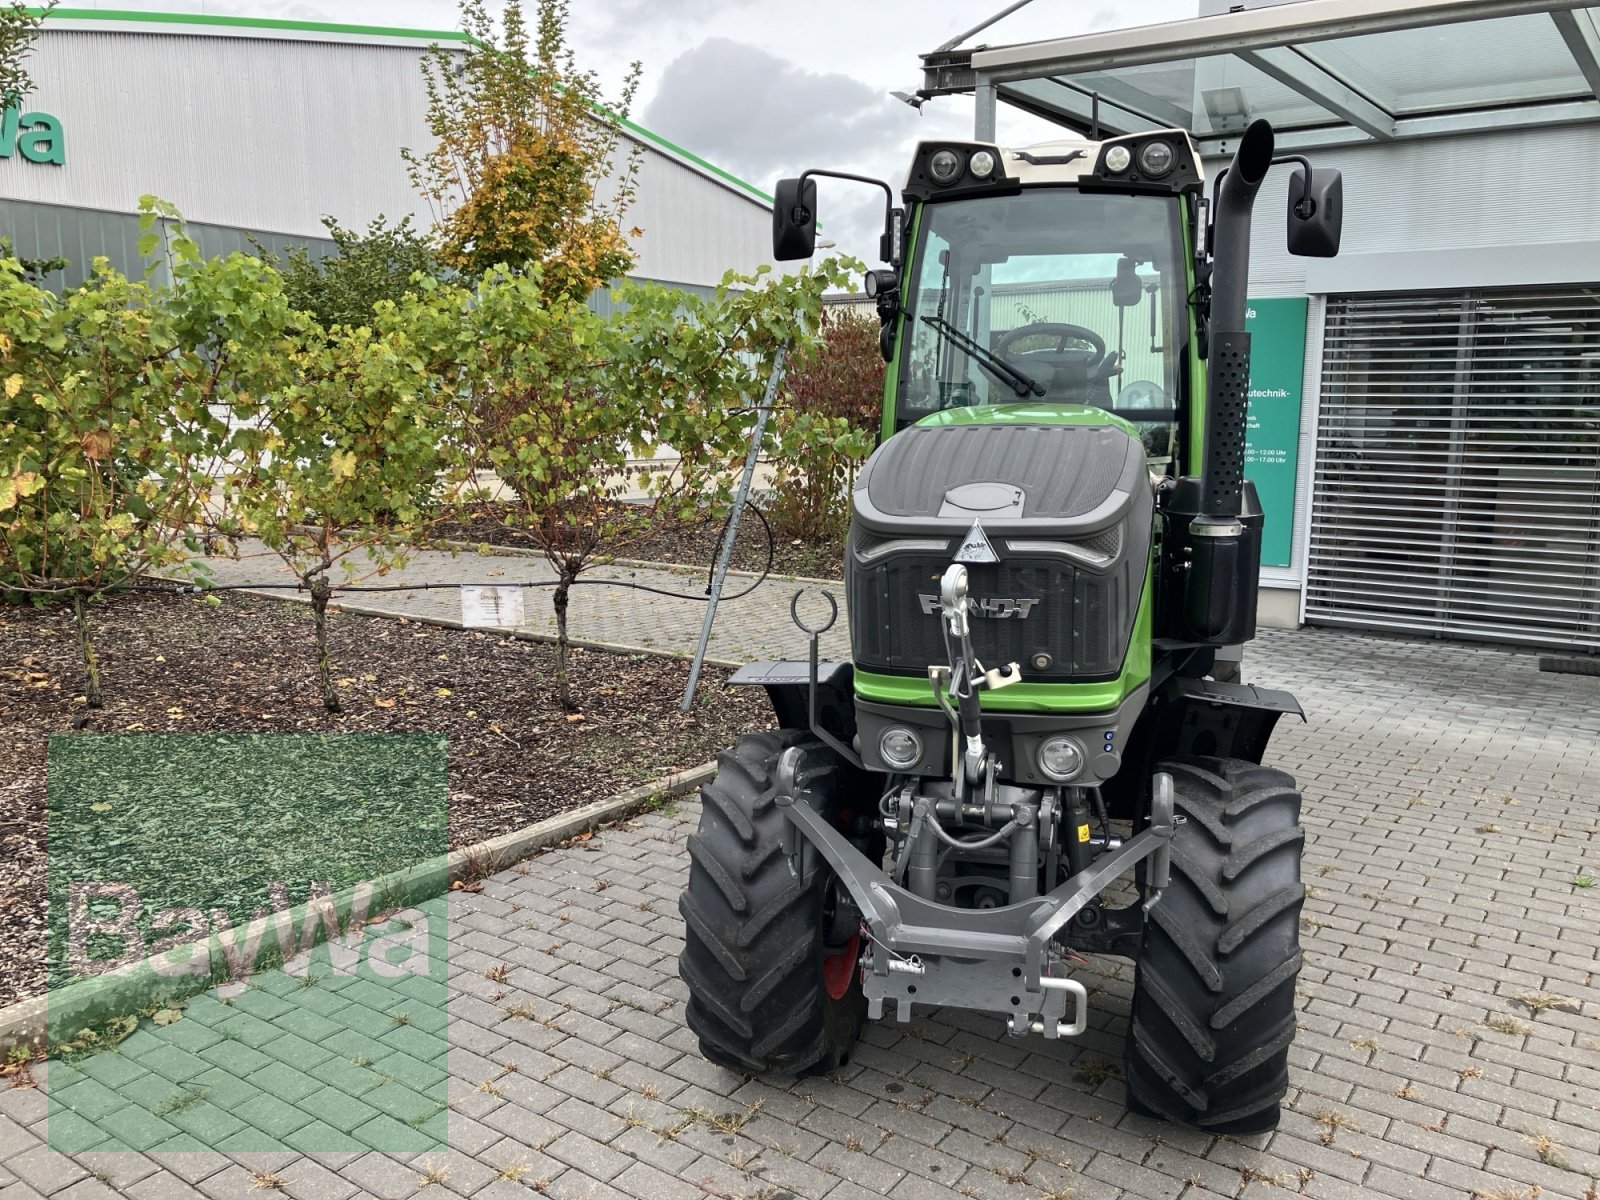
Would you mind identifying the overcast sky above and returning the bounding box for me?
[54,0,1198,264]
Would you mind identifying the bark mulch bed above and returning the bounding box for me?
[430,501,847,581]
[0,591,773,1012]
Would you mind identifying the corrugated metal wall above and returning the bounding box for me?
[622,143,772,286]
[5,28,771,289]
[14,31,438,238]
[0,197,334,291]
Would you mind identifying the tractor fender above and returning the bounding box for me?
[1158,676,1304,765]
[727,660,858,748]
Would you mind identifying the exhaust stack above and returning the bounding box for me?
[1161,119,1275,646]
[1201,118,1274,521]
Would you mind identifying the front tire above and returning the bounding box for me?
[678,731,866,1075]
[1124,757,1305,1133]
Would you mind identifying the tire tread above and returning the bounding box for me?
[1125,756,1305,1135]
[678,731,866,1076]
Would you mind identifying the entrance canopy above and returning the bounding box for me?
[920,0,1600,151]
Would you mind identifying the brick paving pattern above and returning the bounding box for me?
[5,550,1598,1198]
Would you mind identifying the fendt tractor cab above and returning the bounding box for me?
[677,119,1343,1132]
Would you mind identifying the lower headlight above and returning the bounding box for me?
[879,726,924,770]
[1038,736,1085,782]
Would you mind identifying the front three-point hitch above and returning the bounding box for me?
[772,739,1174,1040]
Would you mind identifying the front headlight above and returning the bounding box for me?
[929,149,963,184]
[1138,139,1175,178]
[880,726,925,770]
[1038,736,1085,782]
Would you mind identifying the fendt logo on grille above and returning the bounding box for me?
[917,595,1041,620]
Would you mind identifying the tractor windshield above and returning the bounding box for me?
[897,187,1188,464]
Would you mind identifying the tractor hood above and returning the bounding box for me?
[846,415,1155,683]
[852,416,1149,539]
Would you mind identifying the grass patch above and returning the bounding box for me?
[1311,1108,1360,1146]
[1482,1014,1534,1036]
[1514,992,1580,1018]
[152,1085,212,1116]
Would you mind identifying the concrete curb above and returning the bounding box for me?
[0,760,715,1056]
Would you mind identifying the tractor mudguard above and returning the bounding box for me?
[728,660,857,746]
[1161,677,1304,765]
[1099,676,1303,822]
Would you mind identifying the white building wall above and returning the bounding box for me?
[1214,123,1600,297]
[15,30,439,238]
[1205,121,1600,608]
[8,24,772,288]
[621,143,773,284]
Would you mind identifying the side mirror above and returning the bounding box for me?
[772,177,818,261]
[1288,166,1342,258]
[1112,257,1143,308]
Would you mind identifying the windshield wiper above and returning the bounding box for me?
[920,315,1046,398]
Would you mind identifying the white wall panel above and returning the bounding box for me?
[620,143,772,286]
[6,28,771,288]
[11,31,439,237]
[1211,123,1600,297]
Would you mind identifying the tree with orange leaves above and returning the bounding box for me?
[404,0,642,301]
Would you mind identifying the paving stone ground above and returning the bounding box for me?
[6,551,1599,1200]
[192,541,851,667]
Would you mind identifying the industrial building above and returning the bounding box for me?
[0,9,772,299]
[923,0,1600,652]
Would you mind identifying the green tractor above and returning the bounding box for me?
[677,118,1343,1133]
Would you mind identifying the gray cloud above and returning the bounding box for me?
[643,36,925,267]
[595,0,760,33]
[643,37,907,192]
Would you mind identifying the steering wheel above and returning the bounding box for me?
[994,322,1106,363]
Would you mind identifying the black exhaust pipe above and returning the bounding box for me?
[1201,117,1274,520]
[1160,119,1275,646]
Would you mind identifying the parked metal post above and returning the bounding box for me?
[679,347,789,711]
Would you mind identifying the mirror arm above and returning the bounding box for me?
[1272,154,1316,221]
[799,169,899,264]
[1210,154,1313,244]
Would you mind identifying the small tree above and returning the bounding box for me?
[0,220,289,706]
[766,308,884,542]
[404,0,641,300]
[461,262,852,712]
[262,214,444,331]
[0,1,54,111]
[459,267,628,711]
[221,279,473,713]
